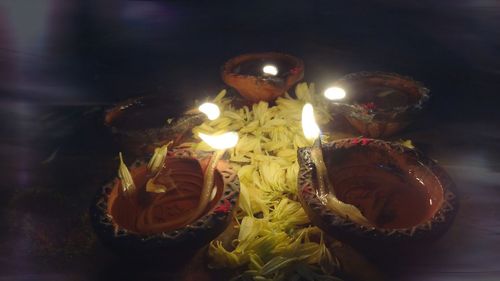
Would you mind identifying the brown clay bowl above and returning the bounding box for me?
[297,138,458,251]
[221,52,304,103]
[329,72,430,138]
[104,95,205,156]
[90,149,239,260]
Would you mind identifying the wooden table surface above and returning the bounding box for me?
[1,1,500,280]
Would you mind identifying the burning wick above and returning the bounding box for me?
[301,103,371,226]
[301,103,321,143]
[198,132,238,150]
[301,103,327,196]
[324,86,346,100]
[198,102,221,120]
[191,132,239,221]
[262,64,278,76]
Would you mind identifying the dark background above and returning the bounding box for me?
[1,1,499,280]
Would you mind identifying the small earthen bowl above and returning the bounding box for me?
[90,149,239,260]
[222,52,304,103]
[105,95,205,156]
[329,72,430,138]
[297,138,458,251]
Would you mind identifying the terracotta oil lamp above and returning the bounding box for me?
[104,95,205,156]
[297,138,458,251]
[221,52,304,103]
[329,72,430,138]
[90,149,239,260]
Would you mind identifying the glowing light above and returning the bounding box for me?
[199,132,239,150]
[198,102,220,120]
[262,65,278,76]
[324,87,346,100]
[301,103,321,142]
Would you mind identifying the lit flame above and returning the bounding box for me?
[262,64,278,76]
[324,86,346,100]
[198,102,221,120]
[301,103,320,142]
[199,132,239,150]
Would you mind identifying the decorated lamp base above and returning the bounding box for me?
[297,138,458,252]
[329,72,430,138]
[222,52,304,103]
[90,149,239,259]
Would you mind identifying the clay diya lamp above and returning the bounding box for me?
[90,149,239,261]
[105,95,205,156]
[329,72,430,138]
[297,138,458,252]
[221,52,304,103]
